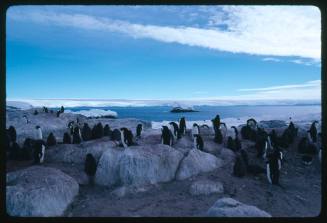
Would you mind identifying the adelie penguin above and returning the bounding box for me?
[219,122,228,140]
[73,126,82,144]
[193,134,204,151]
[227,126,241,152]
[111,128,121,145]
[23,115,30,124]
[192,123,200,138]
[33,140,46,164]
[104,124,112,137]
[68,121,75,135]
[63,132,72,144]
[255,127,268,158]
[136,124,143,138]
[82,123,92,141]
[265,144,283,185]
[35,126,43,140]
[84,153,97,185]
[179,117,187,136]
[161,126,173,146]
[120,128,135,148]
[169,122,179,140]
[308,121,318,143]
[241,118,257,141]
[47,132,57,146]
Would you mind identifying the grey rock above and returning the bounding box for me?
[189,180,224,196]
[6,166,79,217]
[95,144,184,187]
[206,198,272,217]
[176,149,223,180]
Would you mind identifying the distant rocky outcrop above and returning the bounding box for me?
[6,166,79,217]
[95,144,184,187]
[206,198,272,217]
[176,149,223,180]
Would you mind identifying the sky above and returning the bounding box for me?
[6,5,321,104]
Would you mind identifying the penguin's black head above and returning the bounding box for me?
[36,125,40,129]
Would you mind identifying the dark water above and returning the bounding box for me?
[66,105,321,122]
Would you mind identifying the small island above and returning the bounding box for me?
[170,106,198,113]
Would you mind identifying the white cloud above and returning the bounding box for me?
[8,6,321,59]
[262,57,282,62]
[238,80,320,92]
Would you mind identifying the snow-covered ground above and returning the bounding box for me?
[65,109,118,118]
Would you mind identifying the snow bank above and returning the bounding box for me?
[6,101,33,110]
[65,109,118,118]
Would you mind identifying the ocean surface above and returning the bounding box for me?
[66,105,321,123]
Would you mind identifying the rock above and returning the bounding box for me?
[189,180,224,196]
[206,198,272,217]
[110,184,155,198]
[46,140,116,164]
[95,144,184,187]
[6,166,79,217]
[176,149,223,180]
[219,148,236,165]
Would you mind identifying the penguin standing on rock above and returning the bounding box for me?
[84,153,97,185]
[227,126,241,152]
[192,123,200,138]
[136,124,143,138]
[68,121,75,135]
[82,123,92,141]
[265,142,283,185]
[111,129,121,145]
[35,126,43,140]
[179,117,186,136]
[23,115,30,124]
[309,121,318,143]
[73,126,82,144]
[33,140,46,164]
[169,122,180,139]
[241,118,257,141]
[219,122,227,141]
[193,134,204,151]
[161,126,173,146]
[104,124,113,137]
[63,132,72,144]
[47,132,57,146]
[120,128,135,148]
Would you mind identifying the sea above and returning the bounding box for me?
[65,105,321,126]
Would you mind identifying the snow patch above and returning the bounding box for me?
[65,109,118,118]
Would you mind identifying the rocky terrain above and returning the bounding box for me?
[5,108,322,217]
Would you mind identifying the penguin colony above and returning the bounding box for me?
[6,105,322,186]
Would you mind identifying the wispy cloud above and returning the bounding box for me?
[262,57,282,62]
[238,80,321,92]
[8,6,321,59]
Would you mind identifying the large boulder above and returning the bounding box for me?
[206,198,272,217]
[189,180,224,196]
[95,144,184,187]
[46,140,116,164]
[6,166,79,217]
[176,149,223,180]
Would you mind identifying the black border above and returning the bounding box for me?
[1,0,326,222]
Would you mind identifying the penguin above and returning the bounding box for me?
[47,132,57,146]
[230,126,238,140]
[35,126,43,140]
[120,127,134,148]
[104,124,113,137]
[263,135,273,160]
[63,132,72,144]
[68,121,75,135]
[73,127,82,144]
[7,126,17,145]
[111,128,121,145]
[179,117,186,136]
[201,124,210,129]
[60,106,65,113]
[33,140,46,164]
[309,121,318,143]
[161,126,173,146]
[219,122,227,140]
[233,155,247,177]
[301,155,313,165]
[92,123,104,139]
[20,138,34,160]
[136,124,143,138]
[241,118,257,141]
[214,128,223,144]
[43,106,48,113]
[265,147,282,185]
[255,128,268,158]
[169,122,180,139]
[84,153,97,185]
[82,123,92,141]
[192,123,200,138]
[194,134,204,151]
[211,115,221,134]
[34,110,38,115]
[23,115,30,124]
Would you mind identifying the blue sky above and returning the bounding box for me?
[6,5,321,102]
